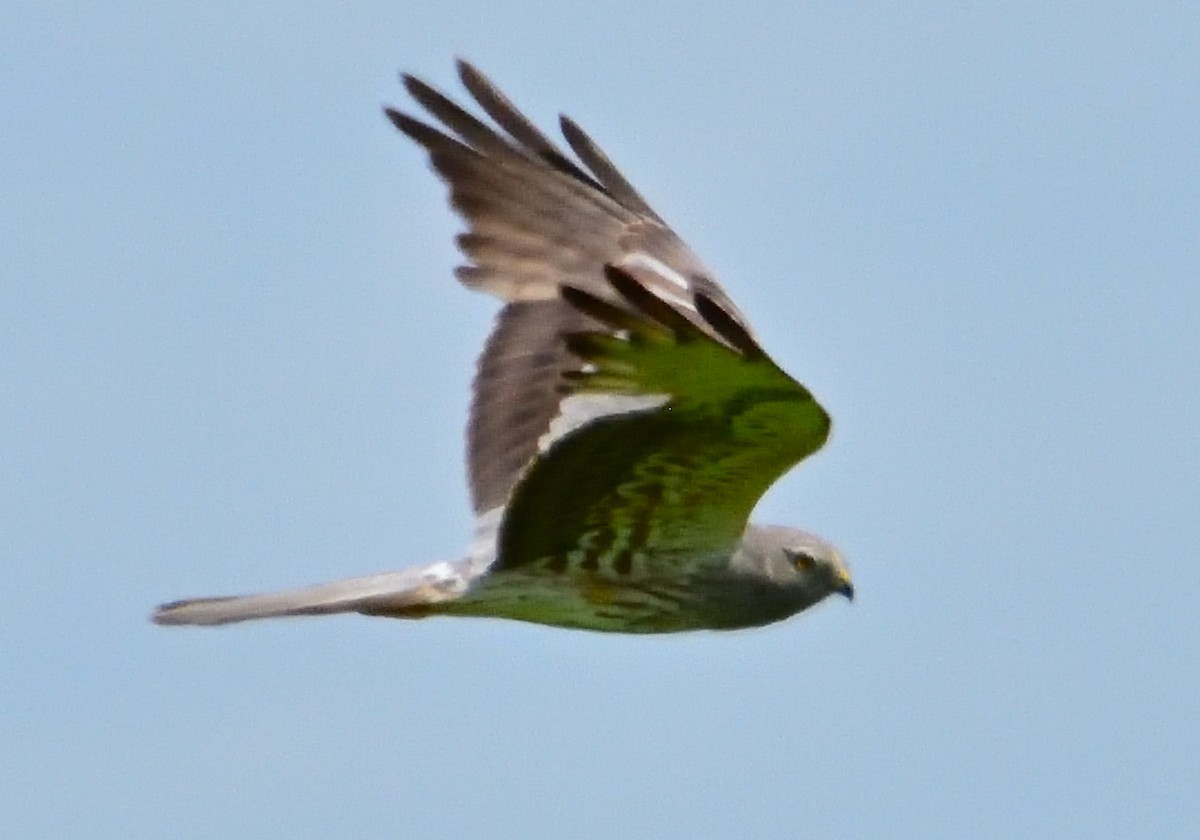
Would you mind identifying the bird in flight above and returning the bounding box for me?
[153,60,852,633]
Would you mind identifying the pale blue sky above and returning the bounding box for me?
[4,3,1198,838]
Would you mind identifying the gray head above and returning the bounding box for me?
[734,523,854,605]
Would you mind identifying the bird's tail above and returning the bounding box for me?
[152,561,470,626]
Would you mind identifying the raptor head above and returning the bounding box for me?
[737,524,854,605]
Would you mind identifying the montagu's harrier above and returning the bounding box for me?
[153,60,852,633]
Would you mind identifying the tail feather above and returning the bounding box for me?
[152,562,470,626]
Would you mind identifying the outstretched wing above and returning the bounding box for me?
[494,264,830,574]
[388,60,755,515]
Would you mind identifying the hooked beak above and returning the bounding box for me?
[837,580,855,602]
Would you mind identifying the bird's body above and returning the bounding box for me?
[153,60,852,634]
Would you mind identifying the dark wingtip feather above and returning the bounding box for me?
[383,106,432,138]
[694,292,764,359]
[561,284,644,333]
[459,62,600,188]
[562,330,616,361]
[383,106,415,134]
[383,108,464,156]
[400,71,431,100]
[560,115,660,220]
[455,58,488,95]
[602,265,697,339]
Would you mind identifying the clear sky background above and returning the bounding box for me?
[4,3,1198,838]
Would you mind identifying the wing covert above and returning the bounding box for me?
[494,265,830,573]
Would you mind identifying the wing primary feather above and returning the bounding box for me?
[384,108,476,157]
[694,291,765,359]
[603,264,698,339]
[560,284,653,334]
[560,115,661,220]
[562,331,621,361]
[455,60,600,189]
[401,73,514,156]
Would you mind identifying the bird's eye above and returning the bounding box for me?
[788,550,817,571]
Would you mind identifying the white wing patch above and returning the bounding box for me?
[620,252,697,311]
[538,393,668,456]
[622,251,691,290]
[467,505,504,574]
